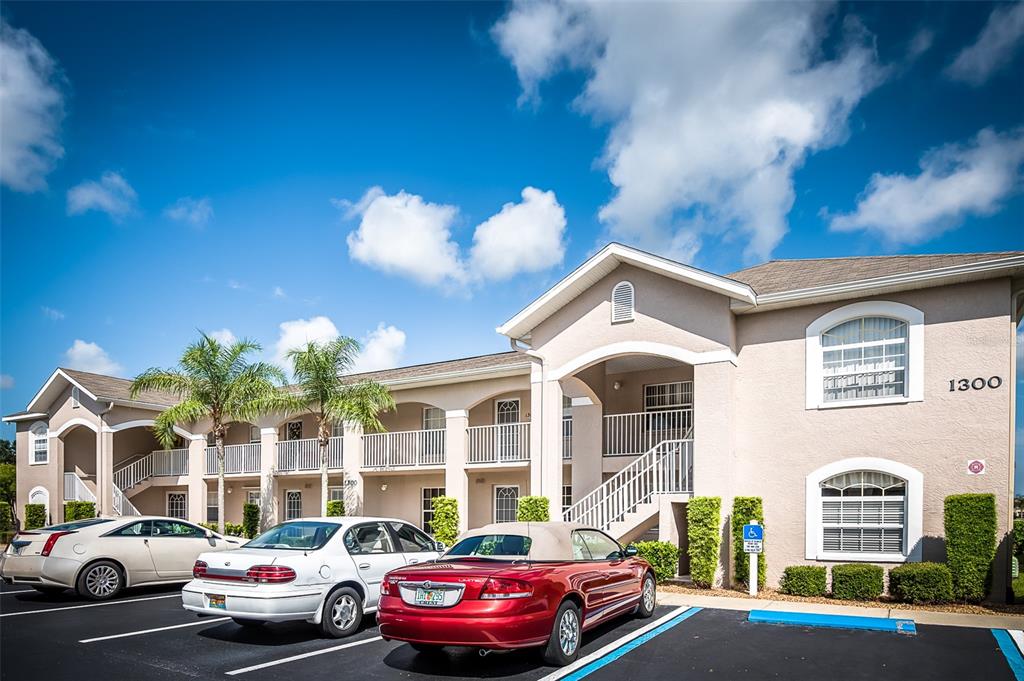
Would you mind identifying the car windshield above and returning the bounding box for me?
[445,534,532,560]
[244,521,340,550]
[37,518,115,532]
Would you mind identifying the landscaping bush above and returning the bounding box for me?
[687,496,722,588]
[517,496,550,522]
[326,500,345,517]
[223,522,244,536]
[831,563,884,600]
[0,501,13,533]
[634,541,680,583]
[242,503,260,538]
[889,562,953,604]
[200,522,220,533]
[64,501,96,522]
[25,503,46,530]
[945,493,997,602]
[1014,519,1024,558]
[431,496,459,547]
[731,496,765,589]
[779,565,827,597]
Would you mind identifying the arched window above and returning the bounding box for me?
[611,281,634,323]
[805,301,924,409]
[29,422,49,465]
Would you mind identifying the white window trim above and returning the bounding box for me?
[495,398,521,423]
[166,491,188,520]
[805,301,924,410]
[805,457,923,563]
[611,280,635,324]
[284,489,302,520]
[421,486,445,531]
[493,485,520,523]
[29,422,49,465]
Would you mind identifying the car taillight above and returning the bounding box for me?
[380,578,392,596]
[480,577,533,600]
[40,531,73,557]
[244,565,296,584]
[193,561,208,579]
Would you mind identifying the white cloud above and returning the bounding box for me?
[64,340,122,375]
[0,19,65,192]
[469,187,567,280]
[829,127,1024,244]
[351,323,407,374]
[41,306,64,321]
[273,316,340,367]
[67,172,137,220]
[946,3,1024,86]
[164,196,213,227]
[492,2,883,262]
[227,279,244,290]
[208,329,237,346]
[272,286,286,299]
[0,374,13,390]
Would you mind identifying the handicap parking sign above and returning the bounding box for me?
[743,524,763,541]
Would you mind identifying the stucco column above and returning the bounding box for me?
[187,436,207,523]
[259,427,279,529]
[570,400,603,506]
[539,379,564,512]
[342,422,364,516]
[97,429,115,517]
[444,410,469,534]
[49,434,63,524]
[529,364,544,495]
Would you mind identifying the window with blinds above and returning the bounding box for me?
[611,281,634,323]
[422,407,446,431]
[821,470,905,555]
[821,316,908,403]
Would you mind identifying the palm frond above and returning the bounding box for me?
[153,399,209,448]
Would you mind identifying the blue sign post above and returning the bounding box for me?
[742,522,763,596]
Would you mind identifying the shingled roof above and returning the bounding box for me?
[728,252,1024,296]
[60,368,182,407]
[340,351,529,385]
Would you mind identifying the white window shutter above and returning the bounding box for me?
[611,282,634,323]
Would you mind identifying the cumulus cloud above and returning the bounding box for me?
[41,306,65,321]
[272,286,287,299]
[0,374,14,390]
[164,196,213,227]
[351,323,407,374]
[64,340,122,375]
[492,2,884,262]
[273,316,341,366]
[341,186,567,289]
[829,127,1024,244]
[67,172,138,220]
[0,19,65,192]
[208,329,237,346]
[946,3,1024,86]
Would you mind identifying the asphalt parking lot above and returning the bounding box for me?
[1,580,1021,681]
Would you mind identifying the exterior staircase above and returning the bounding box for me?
[564,438,693,541]
[109,448,189,516]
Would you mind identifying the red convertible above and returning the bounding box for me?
[377,522,656,665]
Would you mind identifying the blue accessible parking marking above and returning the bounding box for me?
[992,630,1024,681]
[748,609,916,634]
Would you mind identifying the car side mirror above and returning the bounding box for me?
[204,529,214,540]
[623,544,639,557]
[434,541,446,552]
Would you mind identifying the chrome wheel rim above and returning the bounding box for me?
[642,578,656,611]
[332,594,357,630]
[86,565,119,597]
[558,609,579,656]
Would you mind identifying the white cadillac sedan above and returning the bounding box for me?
[0,516,238,599]
[182,517,442,638]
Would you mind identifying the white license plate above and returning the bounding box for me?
[414,588,445,606]
[207,594,226,610]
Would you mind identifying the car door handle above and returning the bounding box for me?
[144,539,149,545]
[358,563,371,570]
[408,559,419,564]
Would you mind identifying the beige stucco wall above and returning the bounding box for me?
[363,473,446,528]
[468,390,532,426]
[601,365,693,415]
[467,470,531,528]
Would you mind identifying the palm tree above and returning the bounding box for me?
[283,338,395,515]
[130,333,286,532]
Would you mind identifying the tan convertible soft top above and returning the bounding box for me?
[451,522,592,561]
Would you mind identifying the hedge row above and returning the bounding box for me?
[202,521,244,536]
[779,565,827,597]
[64,501,96,522]
[25,503,46,530]
[687,496,721,588]
[0,501,13,533]
[430,496,459,547]
[634,541,680,584]
[326,500,345,517]
[779,562,954,603]
[242,503,260,538]
[517,496,550,522]
[945,493,996,602]
[731,497,766,589]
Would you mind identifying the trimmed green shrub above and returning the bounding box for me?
[242,503,260,538]
[64,501,96,522]
[25,503,46,530]
[0,501,13,533]
[831,563,884,600]
[1,531,13,547]
[1014,519,1024,558]
[779,565,827,597]
[431,496,459,547]
[517,496,550,522]
[945,493,997,602]
[634,541,680,583]
[889,562,953,604]
[223,522,244,536]
[687,496,722,588]
[326,500,345,517]
[731,497,765,589]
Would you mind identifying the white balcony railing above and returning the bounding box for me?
[467,422,530,464]
[562,417,572,460]
[112,448,188,491]
[362,429,446,468]
[276,437,344,471]
[205,443,261,475]
[64,472,96,502]
[603,408,692,456]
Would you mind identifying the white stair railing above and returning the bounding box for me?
[564,439,693,530]
[112,448,189,492]
[603,408,692,456]
[112,484,141,517]
[63,472,97,502]
[277,437,344,471]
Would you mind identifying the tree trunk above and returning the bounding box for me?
[319,421,329,516]
[215,426,225,534]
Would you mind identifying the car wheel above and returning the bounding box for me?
[32,585,66,596]
[542,600,581,666]
[319,587,362,638]
[637,574,656,618]
[232,618,265,628]
[409,643,445,655]
[76,560,123,600]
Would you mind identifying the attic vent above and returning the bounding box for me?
[611,281,635,323]
[72,386,80,409]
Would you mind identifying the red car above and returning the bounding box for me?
[377,522,657,665]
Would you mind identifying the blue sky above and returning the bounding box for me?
[1,2,1022,480]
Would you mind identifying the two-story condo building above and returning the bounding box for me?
[6,244,1022,594]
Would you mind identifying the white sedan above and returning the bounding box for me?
[0,516,238,599]
[182,516,442,637]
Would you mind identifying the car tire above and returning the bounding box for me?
[637,574,656,618]
[409,643,445,655]
[319,587,363,638]
[76,560,123,600]
[32,585,66,596]
[232,618,265,628]
[542,600,582,666]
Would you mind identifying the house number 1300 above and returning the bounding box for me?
[949,377,1002,391]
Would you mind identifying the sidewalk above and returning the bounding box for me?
[657,590,1024,630]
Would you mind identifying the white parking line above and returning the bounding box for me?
[224,636,384,676]
[80,617,232,643]
[0,590,34,596]
[1010,630,1024,656]
[0,593,181,617]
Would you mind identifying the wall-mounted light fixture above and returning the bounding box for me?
[380,483,388,492]
[613,380,622,390]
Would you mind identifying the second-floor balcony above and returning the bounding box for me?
[205,443,261,475]
[603,408,693,457]
[362,429,446,469]
[276,437,344,472]
[467,422,530,464]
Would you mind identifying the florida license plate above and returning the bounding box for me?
[207,594,226,610]
[414,588,444,606]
